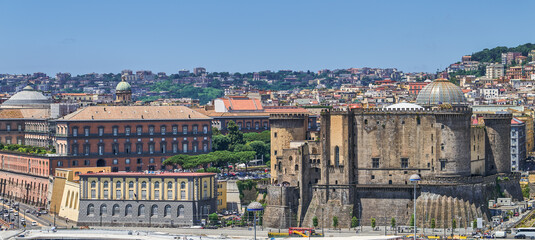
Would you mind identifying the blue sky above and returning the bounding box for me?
[1,0,534,76]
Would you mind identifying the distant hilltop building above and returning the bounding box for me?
[264,78,521,229]
[193,67,206,76]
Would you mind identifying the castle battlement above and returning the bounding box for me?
[352,106,471,115]
[270,113,309,120]
[478,113,513,119]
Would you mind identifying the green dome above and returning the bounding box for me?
[116,81,131,91]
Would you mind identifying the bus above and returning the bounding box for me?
[515,228,535,238]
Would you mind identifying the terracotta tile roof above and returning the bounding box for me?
[222,96,263,111]
[0,108,50,119]
[79,172,215,177]
[57,106,210,121]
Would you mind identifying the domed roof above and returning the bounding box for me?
[2,86,50,107]
[116,80,131,92]
[416,79,467,106]
[384,102,423,110]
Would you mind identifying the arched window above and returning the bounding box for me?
[91,181,96,188]
[295,164,299,171]
[100,204,107,216]
[180,182,186,189]
[87,204,94,216]
[334,146,340,167]
[289,156,293,161]
[278,161,282,171]
[103,181,109,188]
[116,181,121,188]
[138,204,145,216]
[129,181,134,188]
[154,181,160,188]
[151,205,158,216]
[167,182,173,189]
[125,204,132,216]
[164,205,172,217]
[112,204,120,216]
[177,205,184,217]
[141,181,147,188]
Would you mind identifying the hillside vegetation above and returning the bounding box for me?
[471,43,535,63]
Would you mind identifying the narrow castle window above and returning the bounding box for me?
[334,146,340,167]
[364,119,368,124]
[295,165,299,171]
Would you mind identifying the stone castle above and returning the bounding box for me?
[264,79,522,229]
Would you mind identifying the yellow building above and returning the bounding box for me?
[49,167,111,222]
[217,180,227,211]
[77,172,217,227]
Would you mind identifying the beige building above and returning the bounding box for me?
[486,64,505,79]
[50,167,111,222]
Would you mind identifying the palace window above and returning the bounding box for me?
[372,158,379,168]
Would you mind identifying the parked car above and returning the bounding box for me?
[31,221,37,226]
[515,234,526,239]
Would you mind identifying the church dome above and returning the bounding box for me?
[2,86,50,108]
[116,80,131,92]
[416,78,467,106]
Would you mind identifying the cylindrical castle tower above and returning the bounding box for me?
[483,113,512,174]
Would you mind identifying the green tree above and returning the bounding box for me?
[235,151,256,172]
[212,134,231,151]
[243,130,271,144]
[371,218,376,229]
[431,218,436,230]
[409,214,415,227]
[248,141,269,159]
[227,121,245,146]
[164,154,198,169]
[209,212,219,225]
[452,219,456,231]
[197,154,217,170]
[351,216,359,228]
[332,216,339,229]
[522,184,530,199]
[313,216,318,228]
[472,219,477,229]
[234,144,253,152]
[391,217,396,228]
[209,150,237,172]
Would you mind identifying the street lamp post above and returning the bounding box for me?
[322,208,324,236]
[247,202,264,240]
[410,174,421,240]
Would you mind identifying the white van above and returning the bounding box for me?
[494,231,506,238]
